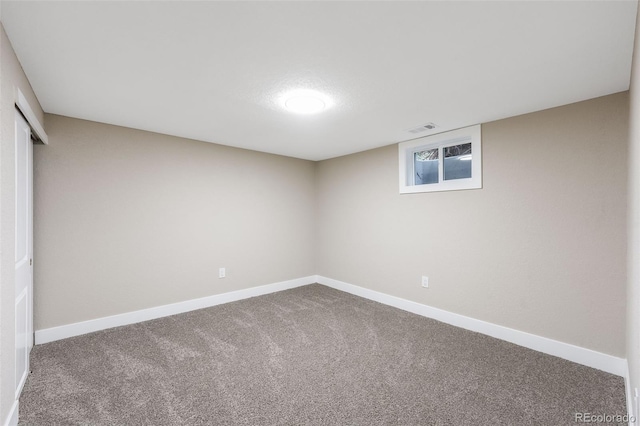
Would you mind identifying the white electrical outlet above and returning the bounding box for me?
[421,276,429,288]
[219,267,226,278]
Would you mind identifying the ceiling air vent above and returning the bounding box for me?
[406,123,437,134]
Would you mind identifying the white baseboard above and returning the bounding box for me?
[35,276,316,344]
[625,363,632,423]
[316,275,627,377]
[626,362,638,425]
[3,400,18,426]
[35,273,627,378]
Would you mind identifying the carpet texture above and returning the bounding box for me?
[19,284,626,425]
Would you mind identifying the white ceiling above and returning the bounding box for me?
[2,1,637,161]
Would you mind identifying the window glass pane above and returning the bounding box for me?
[443,143,472,181]
[414,148,438,185]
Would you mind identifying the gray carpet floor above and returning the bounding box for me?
[19,284,626,425]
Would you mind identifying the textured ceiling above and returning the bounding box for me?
[1,1,637,160]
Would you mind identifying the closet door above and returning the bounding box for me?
[15,109,33,398]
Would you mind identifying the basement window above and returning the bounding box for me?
[398,124,482,194]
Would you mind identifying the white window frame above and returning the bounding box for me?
[398,124,482,194]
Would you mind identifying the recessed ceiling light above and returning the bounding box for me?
[281,90,332,115]
[285,96,325,114]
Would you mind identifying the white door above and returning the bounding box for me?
[15,109,33,398]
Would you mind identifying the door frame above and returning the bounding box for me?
[15,90,48,145]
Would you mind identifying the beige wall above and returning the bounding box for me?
[628,2,640,414]
[316,92,628,357]
[34,115,315,329]
[0,23,45,425]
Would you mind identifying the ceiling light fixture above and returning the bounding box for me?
[281,90,332,115]
[285,96,325,114]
